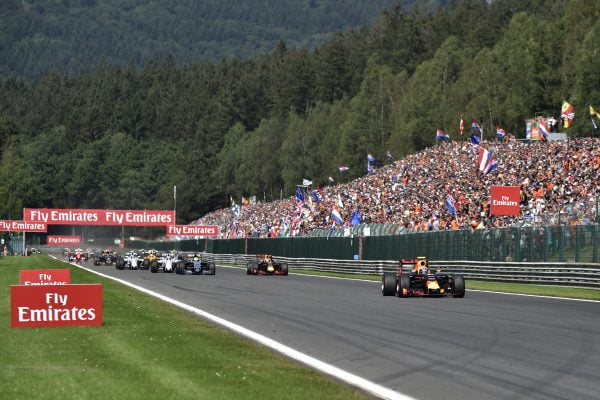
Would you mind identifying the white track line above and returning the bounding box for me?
[50,256,415,400]
[221,264,600,303]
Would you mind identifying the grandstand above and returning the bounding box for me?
[197,138,599,238]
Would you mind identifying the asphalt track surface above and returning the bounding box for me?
[80,259,599,400]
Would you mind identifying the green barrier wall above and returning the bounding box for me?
[130,224,600,263]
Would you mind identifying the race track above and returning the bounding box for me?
[79,259,600,400]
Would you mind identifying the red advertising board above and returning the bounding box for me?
[166,225,219,237]
[24,208,174,226]
[11,284,103,328]
[0,220,47,232]
[490,186,521,216]
[47,235,81,246]
[20,269,71,285]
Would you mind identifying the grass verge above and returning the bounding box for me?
[0,255,367,400]
[282,267,600,301]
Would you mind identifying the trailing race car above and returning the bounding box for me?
[93,249,117,266]
[68,248,85,263]
[382,257,465,298]
[141,249,160,270]
[115,252,143,270]
[246,254,288,276]
[175,254,216,275]
[150,252,176,273]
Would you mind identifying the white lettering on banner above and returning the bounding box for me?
[167,225,218,236]
[125,212,172,224]
[50,210,99,223]
[40,273,52,281]
[45,293,68,306]
[48,237,81,244]
[492,198,518,206]
[17,306,96,322]
[29,210,48,222]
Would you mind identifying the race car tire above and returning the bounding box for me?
[150,261,158,273]
[94,260,100,266]
[142,259,149,268]
[208,262,216,275]
[452,274,465,298]
[248,262,258,275]
[246,263,252,275]
[398,274,411,297]
[280,262,288,276]
[381,272,396,296]
[175,263,181,274]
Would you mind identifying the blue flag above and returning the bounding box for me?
[470,133,480,145]
[295,187,304,203]
[351,210,361,226]
[312,189,323,203]
[445,194,457,216]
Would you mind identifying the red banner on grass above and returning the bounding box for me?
[47,236,81,246]
[11,284,103,328]
[20,269,71,285]
[0,220,47,232]
[490,186,521,216]
[166,225,219,237]
[24,208,174,226]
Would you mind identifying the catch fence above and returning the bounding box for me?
[131,224,600,263]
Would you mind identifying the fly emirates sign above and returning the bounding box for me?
[166,225,219,237]
[25,208,174,226]
[20,269,71,285]
[11,284,102,328]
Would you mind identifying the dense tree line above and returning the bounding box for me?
[0,0,598,225]
[0,0,417,78]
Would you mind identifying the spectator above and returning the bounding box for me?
[195,138,599,237]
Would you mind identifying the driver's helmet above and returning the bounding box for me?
[415,257,428,274]
[193,256,199,261]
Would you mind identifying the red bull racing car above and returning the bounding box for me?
[382,257,465,298]
[246,254,288,276]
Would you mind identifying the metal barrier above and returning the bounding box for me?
[207,253,600,289]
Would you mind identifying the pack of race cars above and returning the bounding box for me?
[66,248,466,297]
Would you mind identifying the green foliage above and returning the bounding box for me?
[0,0,598,224]
[0,0,409,78]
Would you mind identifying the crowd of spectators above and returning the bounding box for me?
[195,138,600,238]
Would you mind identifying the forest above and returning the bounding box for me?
[0,0,598,224]
[0,0,415,78]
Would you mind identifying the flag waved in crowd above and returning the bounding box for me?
[477,147,498,175]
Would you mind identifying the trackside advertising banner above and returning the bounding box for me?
[47,236,81,246]
[0,220,47,232]
[11,284,103,328]
[166,225,219,237]
[24,208,175,226]
[20,269,71,285]
[490,186,521,216]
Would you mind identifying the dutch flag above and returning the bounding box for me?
[477,147,498,174]
[331,206,344,225]
[538,121,550,139]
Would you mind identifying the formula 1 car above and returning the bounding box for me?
[382,257,465,298]
[68,248,86,263]
[141,249,160,270]
[246,254,288,275]
[93,249,117,266]
[115,252,143,270]
[150,252,176,273]
[175,254,216,275]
